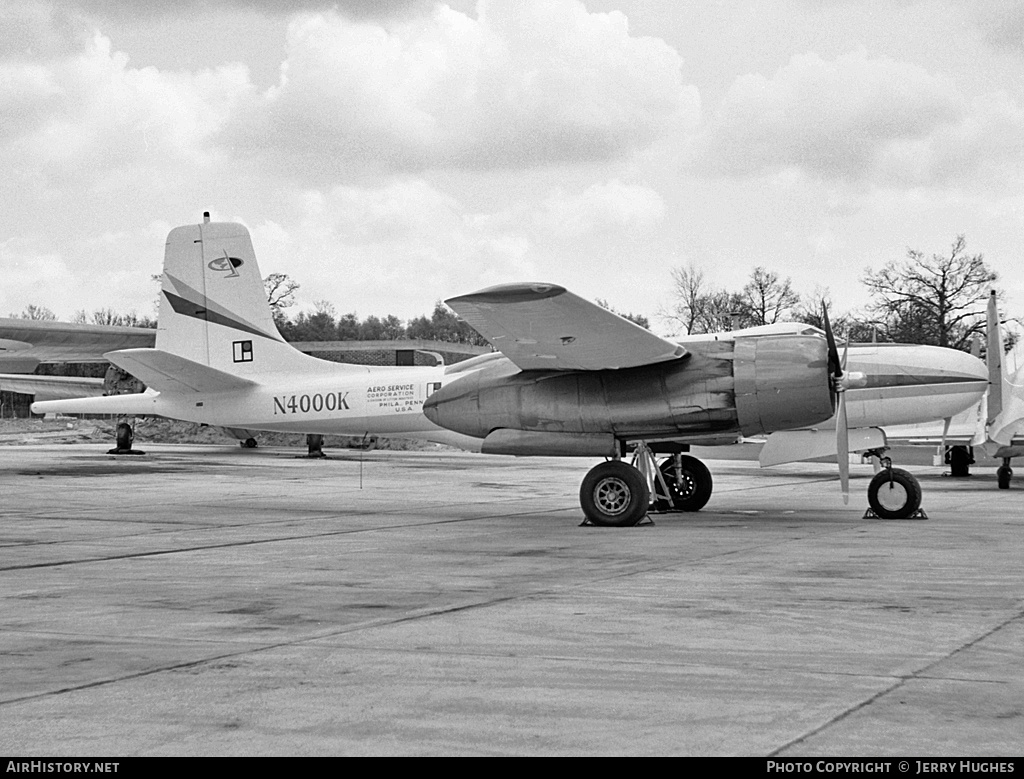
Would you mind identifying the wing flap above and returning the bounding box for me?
[446,283,685,371]
[106,348,257,394]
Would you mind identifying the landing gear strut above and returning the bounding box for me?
[649,454,713,513]
[864,450,924,519]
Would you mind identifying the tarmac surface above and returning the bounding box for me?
[1,441,1022,756]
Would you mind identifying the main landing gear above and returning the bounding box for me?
[997,458,1013,490]
[863,449,924,520]
[107,420,144,455]
[579,442,714,527]
[945,444,974,478]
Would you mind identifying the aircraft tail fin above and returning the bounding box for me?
[978,289,1024,448]
[985,289,1003,424]
[157,217,350,378]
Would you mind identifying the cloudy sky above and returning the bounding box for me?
[2,0,1023,334]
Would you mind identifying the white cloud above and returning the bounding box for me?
[534,179,665,237]
[690,50,965,182]
[687,48,1024,192]
[225,0,696,178]
[972,0,1024,50]
[0,32,251,187]
[245,178,540,317]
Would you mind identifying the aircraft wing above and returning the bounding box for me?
[445,283,685,371]
[0,374,104,402]
[0,318,155,367]
[107,349,257,394]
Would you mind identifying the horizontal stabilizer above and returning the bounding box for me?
[106,348,258,394]
[32,390,161,417]
[446,283,686,371]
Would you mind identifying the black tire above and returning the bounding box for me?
[580,461,650,527]
[115,422,133,451]
[948,445,972,477]
[868,468,923,519]
[655,455,713,512]
[997,465,1012,490]
[241,437,258,449]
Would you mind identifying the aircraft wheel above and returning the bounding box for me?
[997,465,1012,490]
[867,468,922,519]
[580,461,650,527]
[115,422,133,451]
[240,437,258,449]
[656,455,713,512]
[947,445,972,477]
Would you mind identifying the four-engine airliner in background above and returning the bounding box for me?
[15,214,997,526]
[862,290,1024,490]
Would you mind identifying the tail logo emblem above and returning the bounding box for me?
[208,251,244,278]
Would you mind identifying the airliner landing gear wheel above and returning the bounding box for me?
[115,422,133,451]
[997,463,1012,489]
[580,461,650,527]
[656,455,713,512]
[867,468,922,519]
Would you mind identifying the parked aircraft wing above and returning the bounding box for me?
[106,348,257,394]
[0,374,104,402]
[0,318,155,364]
[445,283,686,371]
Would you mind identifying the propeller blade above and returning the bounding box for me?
[837,392,850,505]
[824,300,850,504]
[821,301,842,378]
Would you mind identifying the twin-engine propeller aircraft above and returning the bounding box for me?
[423,283,988,526]
[30,216,488,450]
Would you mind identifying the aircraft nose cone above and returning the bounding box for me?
[936,348,988,382]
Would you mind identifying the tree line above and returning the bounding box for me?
[665,235,1010,352]
[8,235,1009,352]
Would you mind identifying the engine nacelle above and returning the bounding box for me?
[423,334,834,448]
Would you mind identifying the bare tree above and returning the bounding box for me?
[738,267,801,326]
[11,304,57,320]
[264,273,299,315]
[861,235,997,350]
[663,264,744,334]
[595,298,650,329]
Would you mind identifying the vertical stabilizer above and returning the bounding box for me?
[985,289,1003,424]
[978,288,1024,448]
[156,218,319,377]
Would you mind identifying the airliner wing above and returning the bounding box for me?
[107,349,257,393]
[445,283,686,371]
[0,374,104,402]
[0,318,155,366]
